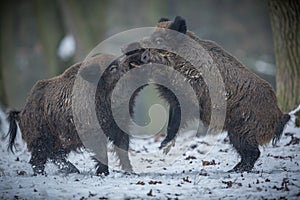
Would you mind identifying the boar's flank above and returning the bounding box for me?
[6,53,133,176]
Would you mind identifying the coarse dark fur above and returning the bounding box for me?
[6,54,133,176]
[123,16,291,172]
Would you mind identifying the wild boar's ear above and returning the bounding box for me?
[169,16,187,34]
[79,63,100,84]
[158,17,170,23]
[121,42,142,55]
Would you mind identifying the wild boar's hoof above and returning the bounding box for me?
[50,152,80,174]
[32,169,46,176]
[96,164,109,176]
[31,162,47,176]
[57,163,80,174]
[159,139,169,149]
[159,137,176,150]
[159,139,175,155]
[228,162,254,173]
[97,171,109,176]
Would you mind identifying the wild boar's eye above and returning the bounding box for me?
[155,37,163,45]
[109,65,118,73]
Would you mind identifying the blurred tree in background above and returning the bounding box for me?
[268,0,300,113]
[35,0,64,76]
[0,29,6,106]
[0,0,276,113]
[0,0,108,108]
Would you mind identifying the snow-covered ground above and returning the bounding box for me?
[0,107,299,199]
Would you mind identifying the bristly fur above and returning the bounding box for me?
[123,16,291,173]
[6,54,133,175]
[272,114,291,146]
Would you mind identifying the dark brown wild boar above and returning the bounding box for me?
[123,16,292,172]
[6,53,133,175]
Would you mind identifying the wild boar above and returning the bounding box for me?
[122,16,291,172]
[6,53,133,175]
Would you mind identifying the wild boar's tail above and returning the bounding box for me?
[272,114,291,146]
[6,110,20,153]
[272,104,300,146]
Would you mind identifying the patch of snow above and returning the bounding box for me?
[254,60,276,76]
[0,107,299,199]
[58,34,76,61]
[0,106,8,137]
[289,104,300,116]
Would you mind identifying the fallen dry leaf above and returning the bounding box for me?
[136,181,145,185]
[284,133,300,146]
[267,154,293,160]
[148,180,162,185]
[199,170,209,176]
[17,170,26,176]
[222,180,233,188]
[202,160,216,166]
[147,189,153,196]
[185,156,197,160]
[182,176,192,183]
[272,178,289,191]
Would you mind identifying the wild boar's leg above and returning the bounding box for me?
[29,138,51,175]
[94,138,109,176]
[239,145,260,172]
[50,151,80,174]
[159,91,181,149]
[228,131,261,172]
[113,131,132,172]
[95,159,109,176]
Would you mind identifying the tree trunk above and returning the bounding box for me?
[34,0,65,76]
[268,0,300,116]
[0,58,7,107]
[0,2,16,108]
[0,28,7,106]
[58,0,108,62]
